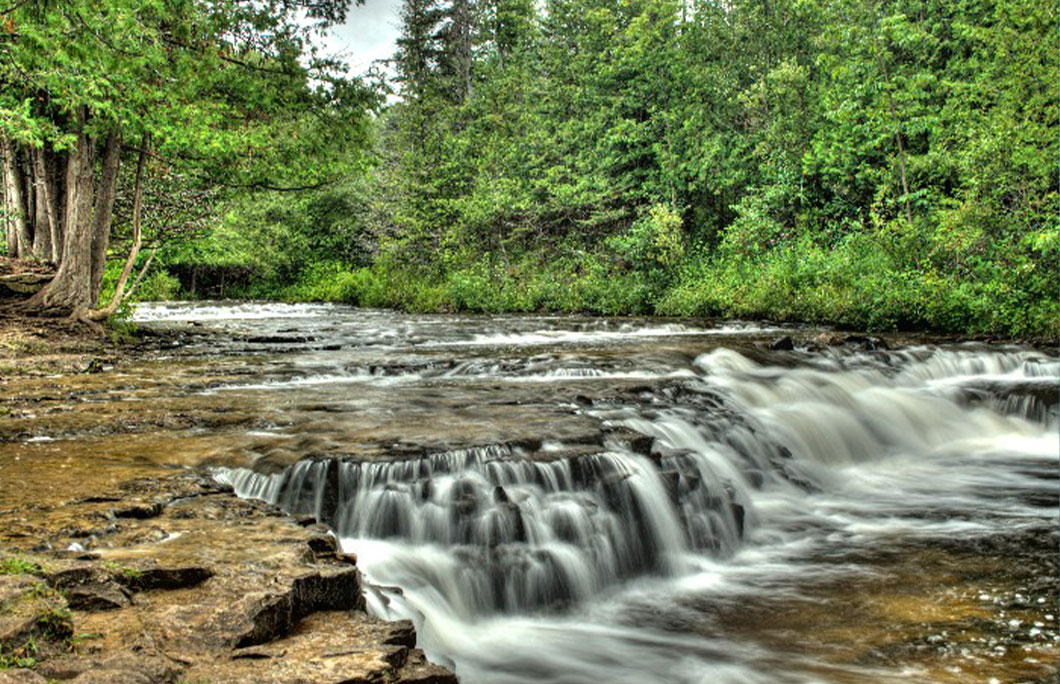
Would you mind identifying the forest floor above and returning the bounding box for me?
[0,256,133,377]
[0,309,118,378]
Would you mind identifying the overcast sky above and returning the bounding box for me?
[320,0,403,75]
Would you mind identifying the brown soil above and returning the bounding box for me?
[0,257,121,378]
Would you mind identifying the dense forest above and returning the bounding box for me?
[2,0,1057,336]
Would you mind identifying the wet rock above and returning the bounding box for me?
[290,567,364,619]
[731,503,746,538]
[0,575,38,606]
[604,427,654,456]
[231,592,294,648]
[381,619,418,648]
[46,564,107,590]
[305,533,339,556]
[183,612,451,684]
[396,649,460,684]
[811,333,845,346]
[0,440,454,684]
[317,459,341,527]
[843,335,889,351]
[0,615,39,651]
[770,335,795,351]
[66,582,130,611]
[57,653,181,684]
[110,502,164,520]
[657,469,681,500]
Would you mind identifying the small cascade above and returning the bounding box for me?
[218,345,1058,624]
[158,299,1057,684]
[218,441,751,614]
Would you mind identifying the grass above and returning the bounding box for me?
[228,243,1057,340]
[0,652,37,670]
[102,561,142,582]
[165,221,1058,340]
[0,557,44,576]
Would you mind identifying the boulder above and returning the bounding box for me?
[769,335,795,351]
[66,583,130,612]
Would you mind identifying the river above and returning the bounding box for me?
[11,301,1059,683]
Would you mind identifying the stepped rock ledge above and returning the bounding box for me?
[0,467,457,684]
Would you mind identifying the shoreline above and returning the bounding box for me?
[0,320,458,684]
[0,465,456,684]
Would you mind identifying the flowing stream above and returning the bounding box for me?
[9,302,1056,683]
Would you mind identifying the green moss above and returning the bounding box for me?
[0,557,44,576]
[101,561,142,582]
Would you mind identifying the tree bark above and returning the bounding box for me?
[90,132,146,320]
[2,135,31,258]
[31,147,54,262]
[49,149,65,263]
[89,129,122,304]
[23,109,97,316]
[2,142,15,255]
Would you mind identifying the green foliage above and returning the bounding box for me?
[0,557,43,576]
[168,0,1057,339]
[135,271,182,302]
[101,562,143,582]
[607,204,685,270]
[0,652,36,670]
[37,605,72,642]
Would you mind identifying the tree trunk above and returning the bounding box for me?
[49,149,65,263]
[31,147,54,262]
[23,110,97,316]
[89,129,122,304]
[2,136,31,258]
[90,132,146,320]
[3,144,15,255]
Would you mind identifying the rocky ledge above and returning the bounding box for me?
[0,470,456,684]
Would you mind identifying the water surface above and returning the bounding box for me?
[6,301,1056,683]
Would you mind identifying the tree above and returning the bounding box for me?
[0,0,373,319]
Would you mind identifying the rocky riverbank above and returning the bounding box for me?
[0,465,456,684]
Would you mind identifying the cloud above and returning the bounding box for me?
[321,0,403,75]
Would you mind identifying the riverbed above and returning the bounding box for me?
[3,302,1056,684]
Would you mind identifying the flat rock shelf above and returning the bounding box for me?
[0,468,455,684]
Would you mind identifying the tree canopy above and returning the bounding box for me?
[2,0,1056,337]
[0,0,375,316]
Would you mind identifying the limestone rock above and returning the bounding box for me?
[0,469,455,684]
[0,670,48,684]
[66,583,130,612]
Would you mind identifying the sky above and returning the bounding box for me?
[322,0,404,75]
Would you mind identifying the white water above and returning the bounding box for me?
[174,302,1058,683]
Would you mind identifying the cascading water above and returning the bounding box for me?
[132,302,1058,684]
[221,442,746,614]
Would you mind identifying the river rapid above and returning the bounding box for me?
[8,302,1057,683]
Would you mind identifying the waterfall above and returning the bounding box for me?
[179,298,1055,684]
[219,443,750,614]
